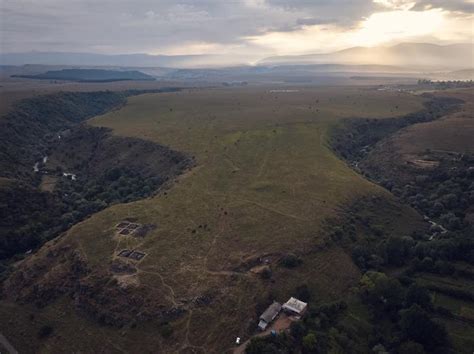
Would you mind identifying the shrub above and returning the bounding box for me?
[302,332,318,351]
[398,341,426,354]
[399,304,450,352]
[38,325,54,339]
[295,284,311,302]
[405,284,433,311]
[260,266,272,279]
[290,321,305,340]
[159,323,173,338]
[279,253,302,268]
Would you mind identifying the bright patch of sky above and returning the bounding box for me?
[1,0,472,60]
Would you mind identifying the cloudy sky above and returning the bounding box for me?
[1,0,472,61]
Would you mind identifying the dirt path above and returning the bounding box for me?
[204,269,244,277]
[176,310,207,354]
[238,198,308,221]
[203,209,230,269]
[139,269,179,307]
[0,332,18,354]
[233,313,297,354]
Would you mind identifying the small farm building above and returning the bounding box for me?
[282,297,307,315]
[258,302,282,330]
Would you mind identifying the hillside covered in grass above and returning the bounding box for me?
[1,86,443,353]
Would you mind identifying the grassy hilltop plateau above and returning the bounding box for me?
[0,78,473,353]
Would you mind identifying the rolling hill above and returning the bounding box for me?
[0,52,242,68]
[0,86,432,352]
[12,68,155,82]
[2,43,473,71]
[260,43,474,70]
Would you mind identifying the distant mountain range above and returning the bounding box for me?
[260,43,474,70]
[0,52,238,68]
[1,43,473,70]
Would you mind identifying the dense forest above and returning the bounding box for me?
[330,96,463,163]
[0,88,180,180]
[330,96,472,232]
[0,91,127,180]
[0,89,190,270]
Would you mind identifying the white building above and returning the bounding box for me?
[282,297,307,316]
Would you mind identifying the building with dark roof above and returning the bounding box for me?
[258,302,282,331]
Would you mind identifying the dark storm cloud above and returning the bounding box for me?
[0,0,374,53]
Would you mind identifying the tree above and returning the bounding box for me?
[420,257,434,271]
[405,284,433,311]
[295,284,311,302]
[260,266,272,280]
[399,304,449,352]
[352,245,372,270]
[384,236,411,266]
[159,323,173,338]
[434,260,454,275]
[302,332,318,352]
[290,321,305,340]
[374,277,405,312]
[398,341,426,354]
[38,325,54,339]
[245,334,292,354]
[279,253,302,268]
[361,273,405,313]
[245,338,279,354]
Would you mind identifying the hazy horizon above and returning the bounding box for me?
[2,42,473,70]
[1,0,473,66]
[3,40,473,56]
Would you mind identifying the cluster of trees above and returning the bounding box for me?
[0,166,166,266]
[384,155,474,231]
[0,181,63,262]
[0,88,182,180]
[0,91,129,180]
[359,272,450,353]
[417,79,474,89]
[58,166,164,207]
[352,226,474,273]
[323,192,474,352]
[246,274,450,353]
[328,191,473,276]
[246,300,356,354]
[330,97,463,163]
[326,95,474,353]
[332,93,470,233]
[0,89,186,267]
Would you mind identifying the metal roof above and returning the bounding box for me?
[258,320,268,330]
[259,302,282,323]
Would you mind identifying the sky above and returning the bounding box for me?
[1,0,473,61]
